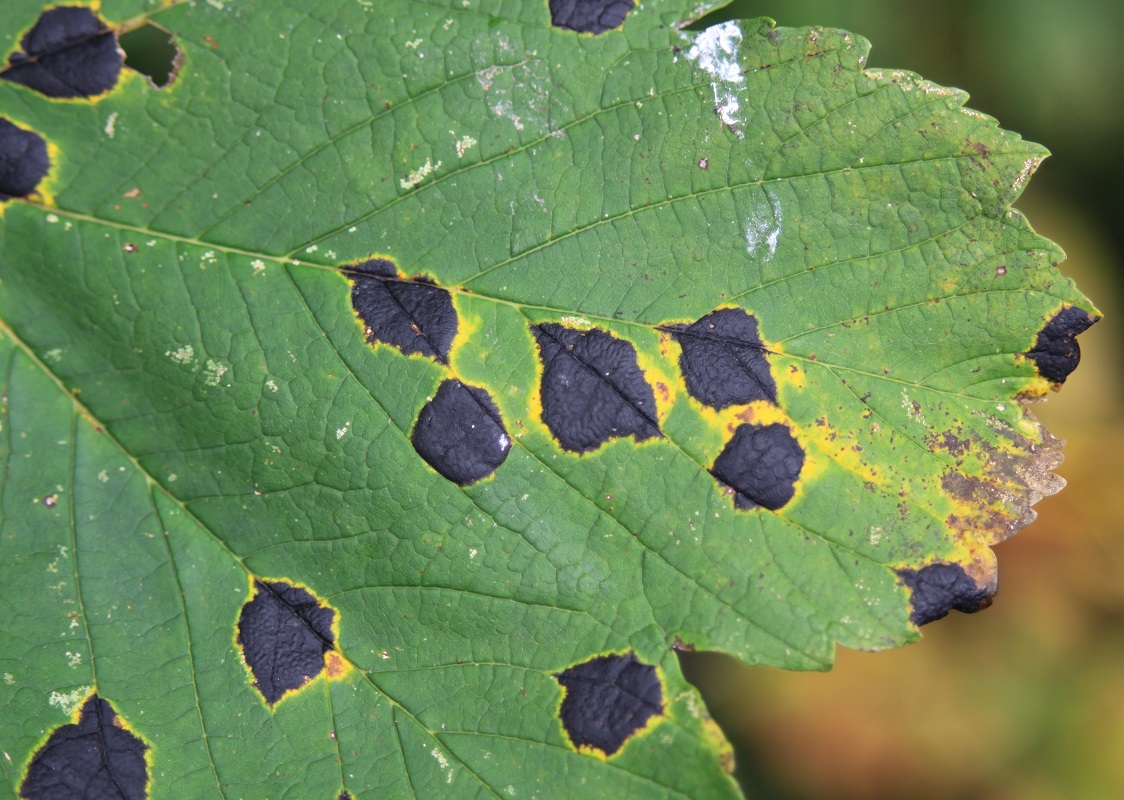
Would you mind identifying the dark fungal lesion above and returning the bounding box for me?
[344,258,459,363]
[710,422,805,511]
[1,6,124,99]
[548,0,636,35]
[896,562,994,626]
[554,651,663,757]
[0,118,49,201]
[532,323,662,453]
[1024,304,1100,384]
[19,695,148,800]
[236,580,337,706]
[662,307,777,410]
[411,378,512,486]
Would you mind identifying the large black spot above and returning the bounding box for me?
[19,695,148,800]
[1024,305,1099,383]
[533,323,661,453]
[1,7,123,99]
[668,308,777,409]
[0,119,49,200]
[237,580,336,706]
[412,379,511,486]
[897,563,993,626]
[549,0,635,34]
[347,258,458,363]
[555,652,662,756]
[711,423,804,510]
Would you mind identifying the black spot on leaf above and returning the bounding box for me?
[533,323,661,453]
[549,0,635,34]
[237,580,336,706]
[119,22,182,89]
[1024,305,1099,383]
[555,652,662,756]
[1,7,123,99]
[347,258,458,363]
[667,308,777,409]
[338,793,351,800]
[0,119,49,200]
[412,379,511,485]
[711,423,804,510]
[19,694,148,800]
[897,563,994,626]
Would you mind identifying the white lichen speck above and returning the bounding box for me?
[401,158,442,189]
[455,134,478,158]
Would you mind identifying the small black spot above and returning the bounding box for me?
[237,580,336,706]
[1024,305,1099,383]
[897,563,993,626]
[533,323,661,453]
[347,258,458,363]
[338,793,351,800]
[0,118,49,200]
[668,308,777,409]
[549,0,636,34]
[412,379,511,486]
[119,22,182,89]
[711,423,804,510]
[555,652,662,756]
[19,694,148,800]
[1,7,123,99]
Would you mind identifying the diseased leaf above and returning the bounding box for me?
[0,1,1099,797]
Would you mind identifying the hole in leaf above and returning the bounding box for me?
[19,694,149,800]
[119,22,182,88]
[555,651,663,756]
[0,118,49,201]
[0,6,122,99]
[532,323,662,453]
[237,579,337,706]
[412,379,511,486]
[711,422,804,510]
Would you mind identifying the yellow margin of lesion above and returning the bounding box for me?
[233,575,354,711]
[553,651,667,761]
[17,688,156,799]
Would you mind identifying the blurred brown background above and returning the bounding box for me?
[680,1,1124,798]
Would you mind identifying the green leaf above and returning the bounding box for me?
[0,0,1098,797]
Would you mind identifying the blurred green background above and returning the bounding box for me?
[679,1,1124,798]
